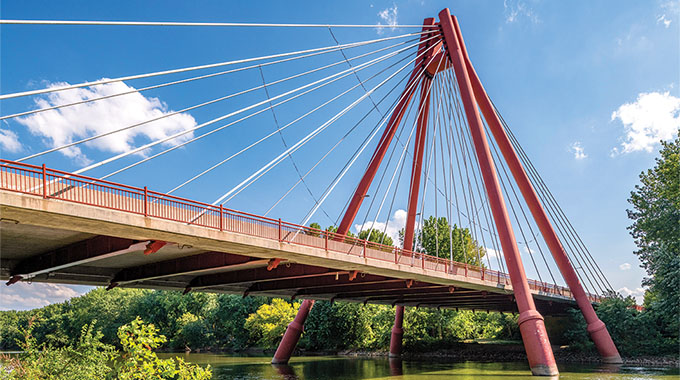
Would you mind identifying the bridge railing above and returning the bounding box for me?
[0,159,601,303]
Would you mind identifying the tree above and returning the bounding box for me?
[244,299,300,348]
[400,216,485,265]
[627,134,679,342]
[358,228,394,247]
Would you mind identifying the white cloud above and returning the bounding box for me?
[619,262,632,270]
[354,208,407,245]
[617,286,646,303]
[0,282,89,311]
[610,91,680,155]
[376,4,398,35]
[0,128,22,153]
[503,0,540,24]
[657,14,672,28]
[485,247,502,260]
[16,80,197,164]
[569,141,588,160]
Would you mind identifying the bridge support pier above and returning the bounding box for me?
[271,299,314,364]
[446,11,622,365]
[439,9,558,376]
[388,305,404,357]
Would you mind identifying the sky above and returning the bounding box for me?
[0,0,678,310]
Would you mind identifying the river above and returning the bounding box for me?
[158,353,680,379]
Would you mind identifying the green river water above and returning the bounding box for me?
[158,353,679,379]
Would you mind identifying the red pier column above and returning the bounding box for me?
[439,9,558,376]
[389,305,405,358]
[271,299,314,364]
[449,16,622,365]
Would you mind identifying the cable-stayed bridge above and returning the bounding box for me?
[1,9,622,376]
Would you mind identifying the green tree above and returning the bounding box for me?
[627,134,679,343]
[244,299,299,348]
[358,228,394,247]
[400,216,485,265]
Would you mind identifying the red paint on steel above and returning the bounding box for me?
[41,164,46,198]
[336,18,438,237]
[388,304,404,358]
[267,258,282,271]
[389,52,435,360]
[438,9,558,376]
[449,15,622,364]
[271,299,314,364]
[143,240,166,255]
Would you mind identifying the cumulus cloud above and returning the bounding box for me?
[16,80,197,164]
[0,128,22,153]
[610,91,680,155]
[617,286,646,303]
[354,208,407,245]
[376,3,398,35]
[485,247,502,260]
[569,141,588,160]
[0,282,89,311]
[503,0,540,24]
[619,262,632,270]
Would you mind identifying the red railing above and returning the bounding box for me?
[0,159,601,303]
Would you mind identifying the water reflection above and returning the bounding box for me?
[156,353,678,380]
[389,357,403,376]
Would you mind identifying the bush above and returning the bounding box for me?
[0,317,211,380]
[244,299,299,348]
[564,295,676,356]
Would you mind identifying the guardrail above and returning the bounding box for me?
[0,159,601,303]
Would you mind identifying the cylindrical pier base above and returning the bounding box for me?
[518,310,559,376]
[389,305,404,358]
[588,319,623,364]
[271,299,314,364]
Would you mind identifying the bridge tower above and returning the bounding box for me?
[272,8,621,376]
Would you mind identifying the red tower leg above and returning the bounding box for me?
[439,9,558,376]
[389,75,434,358]
[271,299,314,364]
[449,15,621,365]
[337,18,437,236]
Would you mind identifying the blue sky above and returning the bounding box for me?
[1,0,678,310]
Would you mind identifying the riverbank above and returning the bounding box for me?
[333,343,679,368]
[191,341,678,368]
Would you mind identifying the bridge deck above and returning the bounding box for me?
[0,160,596,314]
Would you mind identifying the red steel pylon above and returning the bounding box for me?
[272,9,620,375]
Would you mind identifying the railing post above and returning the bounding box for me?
[219,204,223,231]
[325,231,328,252]
[143,186,148,217]
[278,218,282,242]
[363,240,367,258]
[394,248,398,263]
[42,164,47,198]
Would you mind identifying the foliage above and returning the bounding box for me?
[358,228,394,247]
[244,299,300,348]
[0,318,115,380]
[564,295,676,356]
[0,317,211,380]
[115,317,211,380]
[627,134,679,343]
